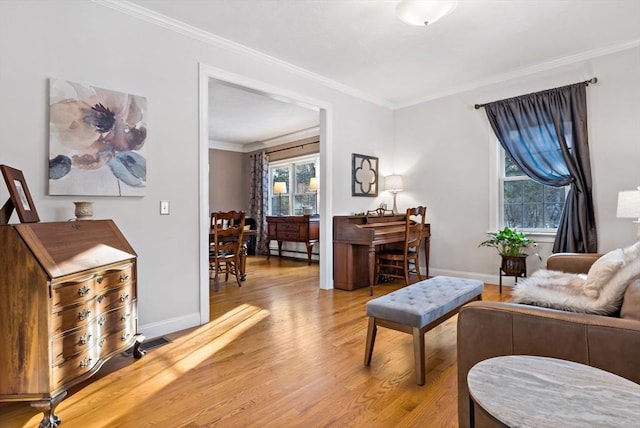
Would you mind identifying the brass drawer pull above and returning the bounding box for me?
[80,357,93,368]
[119,273,130,282]
[121,332,131,341]
[79,333,92,345]
[78,309,91,320]
[97,316,106,326]
[78,285,91,297]
[119,292,129,302]
[120,313,131,322]
[97,295,105,304]
[96,276,104,284]
[99,338,105,347]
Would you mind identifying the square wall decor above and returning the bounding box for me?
[352,153,378,197]
[48,78,147,196]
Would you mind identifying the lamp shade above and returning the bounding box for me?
[396,0,458,26]
[617,188,640,219]
[273,182,287,194]
[384,175,404,193]
[309,177,318,191]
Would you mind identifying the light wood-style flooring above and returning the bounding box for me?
[0,256,509,428]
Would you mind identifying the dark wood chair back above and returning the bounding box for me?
[210,211,246,289]
[374,206,427,290]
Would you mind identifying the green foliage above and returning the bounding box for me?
[478,226,536,257]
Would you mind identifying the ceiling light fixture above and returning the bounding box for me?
[396,0,458,26]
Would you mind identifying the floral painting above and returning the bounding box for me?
[49,79,147,196]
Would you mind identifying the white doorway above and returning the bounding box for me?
[198,63,333,324]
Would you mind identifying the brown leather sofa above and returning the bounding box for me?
[457,253,640,428]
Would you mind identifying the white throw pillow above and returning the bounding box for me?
[622,241,640,262]
[583,249,624,298]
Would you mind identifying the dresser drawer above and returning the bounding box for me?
[52,347,100,390]
[278,231,301,240]
[51,300,95,336]
[96,263,134,291]
[52,321,98,365]
[279,223,301,232]
[99,324,138,357]
[52,274,97,308]
[96,284,134,313]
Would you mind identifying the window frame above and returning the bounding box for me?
[490,140,566,240]
[268,154,320,216]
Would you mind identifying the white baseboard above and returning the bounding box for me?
[139,312,202,338]
[428,267,517,289]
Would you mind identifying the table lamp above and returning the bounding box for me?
[309,177,318,214]
[384,175,403,214]
[273,182,287,216]
[616,187,640,239]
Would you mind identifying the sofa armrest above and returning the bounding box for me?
[546,252,601,273]
[457,301,640,428]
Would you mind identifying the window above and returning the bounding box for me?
[500,148,567,233]
[269,154,319,216]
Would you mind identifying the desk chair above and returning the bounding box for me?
[210,211,245,290]
[375,206,426,288]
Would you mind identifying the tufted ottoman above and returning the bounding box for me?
[364,276,484,385]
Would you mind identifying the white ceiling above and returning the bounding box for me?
[208,81,320,151]
[122,0,640,147]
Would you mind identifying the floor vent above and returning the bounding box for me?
[122,336,172,357]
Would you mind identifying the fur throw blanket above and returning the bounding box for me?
[512,243,640,315]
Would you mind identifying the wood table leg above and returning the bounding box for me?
[368,244,376,295]
[305,242,314,265]
[239,243,248,280]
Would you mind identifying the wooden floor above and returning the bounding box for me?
[0,256,510,428]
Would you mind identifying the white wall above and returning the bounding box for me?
[0,1,394,337]
[395,48,640,285]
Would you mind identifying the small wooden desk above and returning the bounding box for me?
[468,355,640,427]
[266,215,319,265]
[333,215,431,290]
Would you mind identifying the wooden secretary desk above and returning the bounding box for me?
[0,220,144,427]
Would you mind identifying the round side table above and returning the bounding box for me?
[467,355,640,427]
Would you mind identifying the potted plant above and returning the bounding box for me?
[479,226,537,276]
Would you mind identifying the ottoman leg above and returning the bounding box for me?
[364,317,377,366]
[413,326,426,385]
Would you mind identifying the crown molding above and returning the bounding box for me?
[93,0,640,112]
[209,126,320,153]
[393,39,640,110]
[92,0,392,109]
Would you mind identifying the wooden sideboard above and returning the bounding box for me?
[0,220,144,427]
[266,215,319,265]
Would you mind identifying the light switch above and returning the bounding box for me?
[160,200,170,215]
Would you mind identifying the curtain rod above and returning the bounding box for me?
[266,140,319,154]
[474,77,598,110]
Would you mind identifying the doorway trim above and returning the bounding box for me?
[198,63,334,324]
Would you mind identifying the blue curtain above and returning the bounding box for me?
[484,83,597,253]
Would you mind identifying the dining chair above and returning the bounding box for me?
[210,211,245,290]
[375,206,426,287]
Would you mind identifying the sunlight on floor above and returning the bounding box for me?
[24,304,270,428]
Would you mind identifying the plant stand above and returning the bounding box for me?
[499,255,527,293]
